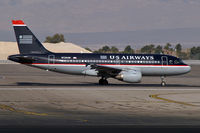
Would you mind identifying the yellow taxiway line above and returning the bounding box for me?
[149,93,195,106]
[0,104,48,116]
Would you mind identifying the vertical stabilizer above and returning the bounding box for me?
[12,20,50,54]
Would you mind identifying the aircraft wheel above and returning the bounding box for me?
[99,78,108,85]
[161,81,166,87]
[102,79,108,85]
[160,76,166,87]
[99,79,104,85]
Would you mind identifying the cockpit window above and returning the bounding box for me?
[174,60,179,64]
[174,59,184,64]
[169,60,173,64]
[179,59,184,64]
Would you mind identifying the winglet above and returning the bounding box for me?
[12,20,26,26]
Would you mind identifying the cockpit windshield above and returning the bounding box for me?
[179,59,184,64]
[174,58,184,64]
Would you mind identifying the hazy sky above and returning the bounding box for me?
[2,0,200,35]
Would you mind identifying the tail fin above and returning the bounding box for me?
[12,20,50,54]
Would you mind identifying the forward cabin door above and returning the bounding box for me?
[115,57,120,66]
[48,54,55,70]
[161,56,168,75]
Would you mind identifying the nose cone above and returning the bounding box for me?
[184,65,191,74]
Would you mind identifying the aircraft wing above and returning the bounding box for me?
[89,64,122,77]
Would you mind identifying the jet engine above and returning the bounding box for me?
[115,70,142,83]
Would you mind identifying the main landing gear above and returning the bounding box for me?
[161,76,166,87]
[99,77,108,85]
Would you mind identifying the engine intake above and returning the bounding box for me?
[115,70,142,83]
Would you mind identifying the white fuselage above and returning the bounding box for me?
[31,63,191,76]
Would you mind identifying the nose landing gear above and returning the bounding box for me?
[99,77,108,85]
[161,76,166,87]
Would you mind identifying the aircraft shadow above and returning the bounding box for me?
[8,82,200,88]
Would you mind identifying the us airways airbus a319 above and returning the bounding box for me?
[8,20,191,86]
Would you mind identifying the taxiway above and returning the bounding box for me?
[0,64,199,126]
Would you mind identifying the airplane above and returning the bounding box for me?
[8,20,191,86]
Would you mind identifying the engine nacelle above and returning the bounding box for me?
[115,70,142,83]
